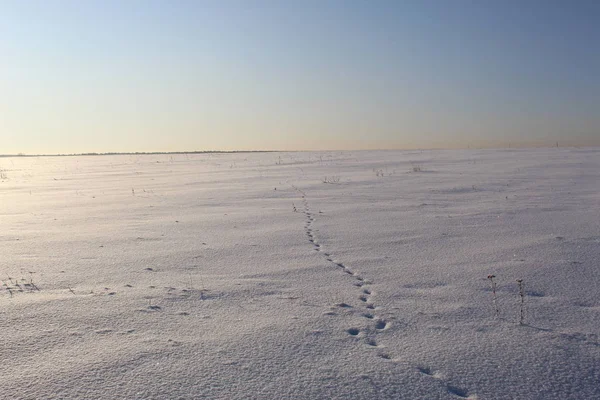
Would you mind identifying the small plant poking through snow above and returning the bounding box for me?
[409,162,423,172]
[488,275,499,318]
[485,275,527,325]
[322,176,340,184]
[2,272,40,297]
[516,279,525,325]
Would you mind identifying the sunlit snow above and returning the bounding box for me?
[1,148,599,399]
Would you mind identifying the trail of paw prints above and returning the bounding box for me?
[418,367,477,399]
[292,185,392,360]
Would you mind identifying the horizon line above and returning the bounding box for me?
[1,143,598,158]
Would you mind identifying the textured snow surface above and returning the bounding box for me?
[1,149,599,399]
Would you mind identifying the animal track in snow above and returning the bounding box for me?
[347,328,360,336]
[292,185,392,360]
[377,353,392,360]
[292,184,477,395]
[418,367,475,399]
[375,320,388,330]
[447,386,472,399]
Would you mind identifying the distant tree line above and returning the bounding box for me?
[0,150,277,158]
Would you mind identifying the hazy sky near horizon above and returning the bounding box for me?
[2,0,599,153]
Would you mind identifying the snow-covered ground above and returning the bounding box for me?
[1,148,599,399]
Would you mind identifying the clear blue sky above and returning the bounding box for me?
[2,0,599,153]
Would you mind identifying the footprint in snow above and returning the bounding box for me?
[418,368,474,399]
[335,303,352,308]
[418,367,444,379]
[447,386,471,398]
[375,320,388,330]
[347,328,360,336]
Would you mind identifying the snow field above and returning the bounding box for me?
[1,149,599,399]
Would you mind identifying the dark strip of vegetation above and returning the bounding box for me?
[0,150,278,158]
